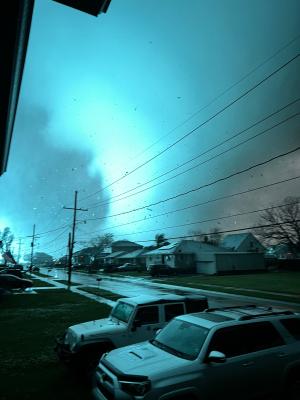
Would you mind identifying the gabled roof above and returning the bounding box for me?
[105,251,126,259]
[111,240,143,248]
[144,242,181,255]
[220,233,251,250]
[118,249,147,259]
[73,246,101,257]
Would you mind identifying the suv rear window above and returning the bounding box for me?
[208,322,284,358]
[280,318,300,340]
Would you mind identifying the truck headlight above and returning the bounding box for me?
[119,379,151,396]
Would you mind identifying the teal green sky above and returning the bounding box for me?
[0,0,299,259]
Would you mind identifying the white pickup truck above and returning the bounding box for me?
[55,293,208,369]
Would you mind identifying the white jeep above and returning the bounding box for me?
[55,293,208,369]
[93,305,300,400]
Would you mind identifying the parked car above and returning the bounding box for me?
[99,265,118,273]
[116,263,140,272]
[0,274,33,291]
[55,294,208,370]
[93,305,300,400]
[148,264,177,277]
[0,268,23,278]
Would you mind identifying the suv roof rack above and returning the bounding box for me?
[204,305,257,312]
[239,310,294,321]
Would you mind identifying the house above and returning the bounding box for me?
[266,244,296,260]
[117,248,148,267]
[221,233,265,253]
[111,240,143,253]
[72,246,102,266]
[145,240,265,275]
[104,251,127,266]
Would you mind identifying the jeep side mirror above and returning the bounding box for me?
[207,350,226,363]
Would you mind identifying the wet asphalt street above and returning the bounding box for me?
[42,268,300,311]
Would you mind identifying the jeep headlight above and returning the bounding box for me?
[119,379,151,396]
[64,331,78,350]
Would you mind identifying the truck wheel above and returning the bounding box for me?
[289,377,300,400]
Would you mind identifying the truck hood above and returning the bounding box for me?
[104,341,187,376]
[69,317,126,338]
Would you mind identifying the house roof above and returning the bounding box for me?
[111,240,143,248]
[220,233,251,250]
[73,246,101,257]
[105,251,126,258]
[145,240,228,256]
[144,242,181,255]
[118,249,147,259]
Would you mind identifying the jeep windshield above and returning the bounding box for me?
[110,301,135,323]
[151,319,209,360]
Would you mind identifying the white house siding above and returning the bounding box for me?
[196,261,216,274]
[215,253,265,273]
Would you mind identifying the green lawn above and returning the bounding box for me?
[78,286,125,301]
[0,289,111,400]
[155,271,300,303]
[30,277,55,287]
[55,279,80,286]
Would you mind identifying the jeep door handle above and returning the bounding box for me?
[242,361,254,367]
[278,353,288,358]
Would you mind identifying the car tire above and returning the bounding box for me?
[288,377,300,400]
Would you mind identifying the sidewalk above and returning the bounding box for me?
[30,274,115,307]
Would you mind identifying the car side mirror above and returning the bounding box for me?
[207,350,226,363]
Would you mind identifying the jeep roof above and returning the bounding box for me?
[175,304,299,330]
[119,293,207,306]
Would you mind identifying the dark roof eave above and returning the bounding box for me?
[0,1,34,176]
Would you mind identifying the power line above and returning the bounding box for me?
[133,219,300,244]
[76,201,299,242]
[40,227,70,248]
[83,146,300,221]
[35,224,70,237]
[87,108,300,209]
[79,52,300,203]
[80,175,300,235]
[132,33,300,161]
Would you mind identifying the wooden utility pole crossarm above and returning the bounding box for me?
[63,190,88,286]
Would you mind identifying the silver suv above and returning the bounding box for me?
[93,305,300,400]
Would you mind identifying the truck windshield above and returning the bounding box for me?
[110,301,134,323]
[151,319,209,360]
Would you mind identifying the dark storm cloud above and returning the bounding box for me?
[0,103,110,252]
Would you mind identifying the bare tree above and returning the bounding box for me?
[0,227,14,251]
[255,197,300,256]
[188,227,222,245]
[89,233,114,250]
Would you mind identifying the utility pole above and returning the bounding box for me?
[67,232,71,285]
[17,238,22,263]
[63,190,88,286]
[29,224,36,273]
